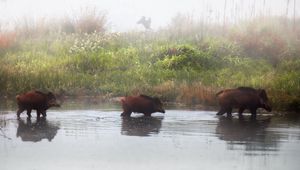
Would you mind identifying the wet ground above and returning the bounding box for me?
[1,102,300,170]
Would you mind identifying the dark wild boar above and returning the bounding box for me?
[16,90,60,118]
[120,94,165,117]
[216,87,272,119]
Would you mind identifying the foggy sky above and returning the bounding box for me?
[0,0,299,31]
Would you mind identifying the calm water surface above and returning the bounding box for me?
[1,102,300,170]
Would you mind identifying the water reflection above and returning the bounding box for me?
[0,116,12,140]
[121,116,163,136]
[216,117,282,155]
[0,99,16,111]
[16,118,60,142]
[0,115,6,127]
[0,109,300,170]
[278,113,300,125]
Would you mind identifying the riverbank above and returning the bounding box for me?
[0,16,299,112]
[0,94,298,116]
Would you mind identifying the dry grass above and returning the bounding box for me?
[177,82,216,105]
[269,89,300,112]
[152,81,178,101]
[152,81,216,105]
[0,31,16,50]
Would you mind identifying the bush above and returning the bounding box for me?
[75,7,107,33]
[0,31,17,54]
[156,45,218,70]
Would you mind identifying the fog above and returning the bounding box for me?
[0,0,299,31]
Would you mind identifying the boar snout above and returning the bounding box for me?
[160,109,165,114]
[264,103,272,112]
[48,100,61,107]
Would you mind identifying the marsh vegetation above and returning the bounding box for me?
[0,5,299,112]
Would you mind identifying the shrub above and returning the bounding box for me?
[0,31,17,54]
[157,45,216,70]
[75,7,107,33]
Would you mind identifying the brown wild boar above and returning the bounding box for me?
[16,90,60,118]
[120,94,165,117]
[216,87,272,119]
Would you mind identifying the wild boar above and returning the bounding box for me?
[16,90,60,118]
[120,94,165,117]
[216,87,272,119]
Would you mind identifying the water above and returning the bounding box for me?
[1,102,300,170]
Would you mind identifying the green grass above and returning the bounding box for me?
[0,16,299,112]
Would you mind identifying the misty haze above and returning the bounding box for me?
[0,0,300,170]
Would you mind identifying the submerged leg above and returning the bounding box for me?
[41,110,47,117]
[26,109,32,118]
[250,109,257,120]
[121,104,132,117]
[17,108,25,118]
[144,113,151,117]
[121,111,132,117]
[238,107,245,119]
[216,107,227,115]
[37,110,42,118]
[226,108,232,117]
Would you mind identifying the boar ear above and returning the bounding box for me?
[153,97,162,104]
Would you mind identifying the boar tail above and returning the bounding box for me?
[16,95,20,101]
[120,97,126,104]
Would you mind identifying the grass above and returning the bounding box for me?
[0,14,299,112]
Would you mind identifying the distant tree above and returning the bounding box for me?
[223,0,227,28]
[286,0,290,17]
[293,0,296,30]
[75,7,107,33]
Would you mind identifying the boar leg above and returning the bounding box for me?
[36,109,42,118]
[226,108,232,117]
[17,108,25,117]
[250,109,257,120]
[144,113,151,117]
[121,111,132,117]
[121,104,131,116]
[238,107,245,119]
[26,109,32,118]
[216,107,227,115]
[41,110,47,117]
[217,107,232,115]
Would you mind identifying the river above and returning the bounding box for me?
[1,101,300,170]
